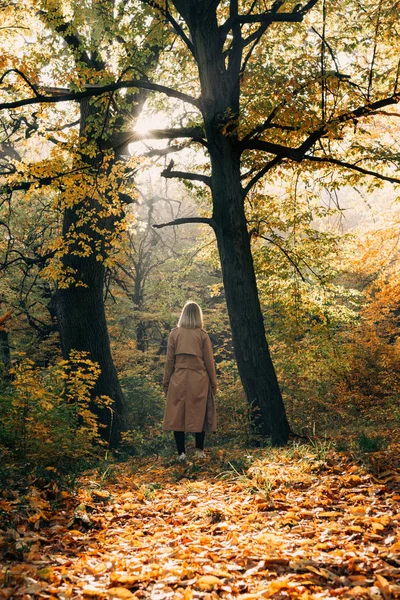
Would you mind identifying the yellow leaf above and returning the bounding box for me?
[196,575,221,591]
[36,567,56,582]
[107,588,135,599]
[82,586,105,597]
[375,574,391,600]
[349,506,366,515]
[109,573,140,586]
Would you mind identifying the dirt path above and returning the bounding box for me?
[1,447,400,599]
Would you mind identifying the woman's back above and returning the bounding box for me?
[170,326,207,357]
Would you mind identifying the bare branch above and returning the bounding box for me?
[153,217,215,229]
[161,168,211,186]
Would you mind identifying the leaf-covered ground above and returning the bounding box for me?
[1,444,400,599]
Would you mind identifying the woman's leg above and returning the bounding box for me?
[195,432,205,450]
[174,431,186,455]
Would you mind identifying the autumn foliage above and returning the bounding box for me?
[0,351,111,474]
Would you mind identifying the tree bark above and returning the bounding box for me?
[0,329,10,378]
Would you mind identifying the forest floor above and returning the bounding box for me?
[1,442,400,600]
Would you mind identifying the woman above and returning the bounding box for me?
[162,301,217,461]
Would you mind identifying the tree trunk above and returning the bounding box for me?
[0,329,10,379]
[211,145,290,445]
[54,248,126,448]
[136,320,146,352]
[53,98,127,448]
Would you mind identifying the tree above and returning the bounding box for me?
[111,192,188,353]
[0,1,166,445]
[144,0,400,444]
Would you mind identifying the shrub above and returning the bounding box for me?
[356,433,387,453]
[211,363,255,447]
[119,374,169,456]
[0,351,110,477]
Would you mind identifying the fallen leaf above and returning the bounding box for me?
[107,588,135,599]
[195,575,222,591]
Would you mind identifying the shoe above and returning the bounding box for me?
[177,453,186,462]
[194,449,206,459]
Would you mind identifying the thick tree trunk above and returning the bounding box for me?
[54,250,126,448]
[53,97,127,448]
[211,146,290,445]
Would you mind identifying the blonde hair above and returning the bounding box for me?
[178,301,203,329]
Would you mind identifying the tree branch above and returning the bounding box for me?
[222,0,319,41]
[297,0,320,17]
[120,125,204,144]
[299,92,400,155]
[221,11,303,37]
[141,0,195,56]
[36,7,99,69]
[0,77,201,110]
[1,164,95,193]
[143,142,190,157]
[241,139,302,161]
[304,155,400,184]
[257,234,306,282]
[243,156,282,196]
[243,92,400,164]
[0,68,40,97]
[1,248,56,268]
[152,217,215,229]
[242,72,351,143]
[161,168,211,186]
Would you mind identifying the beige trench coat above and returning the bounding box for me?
[162,327,217,432]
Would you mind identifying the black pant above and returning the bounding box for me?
[174,431,205,455]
